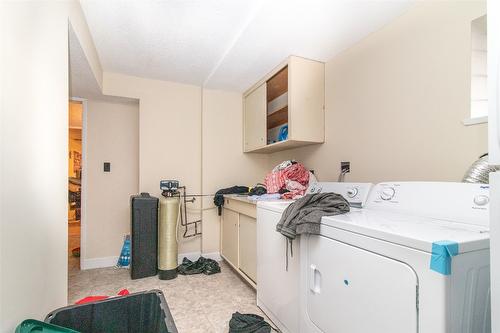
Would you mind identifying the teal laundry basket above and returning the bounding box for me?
[45,290,177,333]
[16,319,79,333]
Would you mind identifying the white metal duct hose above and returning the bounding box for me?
[158,195,180,280]
[463,154,500,184]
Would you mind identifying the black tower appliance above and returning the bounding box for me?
[130,192,159,279]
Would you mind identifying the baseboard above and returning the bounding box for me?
[202,252,222,261]
[82,251,221,270]
[81,256,119,270]
[177,251,202,262]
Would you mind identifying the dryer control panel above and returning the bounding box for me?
[367,182,490,227]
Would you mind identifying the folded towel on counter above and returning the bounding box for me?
[248,193,281,201]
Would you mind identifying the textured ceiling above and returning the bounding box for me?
[80,0,414,92]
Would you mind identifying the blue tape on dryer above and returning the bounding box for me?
[430,240,459,275]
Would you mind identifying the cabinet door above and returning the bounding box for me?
[257,208,300,333]
[244,83,267,151]
[288,56,325,143]
[221,208,239,266]
[239,214,256,282]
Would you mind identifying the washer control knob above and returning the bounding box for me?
[380,187,396,201]
[346,187,358,198]
[474,195,489,206]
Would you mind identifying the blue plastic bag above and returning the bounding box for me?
[278,124,288,141]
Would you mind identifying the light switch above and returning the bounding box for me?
[104,162,111,172]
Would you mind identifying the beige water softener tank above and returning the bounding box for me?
[158,180,180,280]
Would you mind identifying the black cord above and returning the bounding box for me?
[184,194,218,197]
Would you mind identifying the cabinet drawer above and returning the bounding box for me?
[225,198,256,218]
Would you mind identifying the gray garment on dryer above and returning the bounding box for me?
[276,192,350,239]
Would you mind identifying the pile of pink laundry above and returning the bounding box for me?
[264,161,312,199]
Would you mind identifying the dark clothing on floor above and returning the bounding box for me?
[229,312,272,333]
[177,257,221,275]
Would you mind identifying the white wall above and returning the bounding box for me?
[201,89,268,254]
[269,1,487,183]
[103,76,271,256]
[83,99,139,267]
[470,15,488,119]
[0,2,5,327]
[103,72,203,254]
[0,1,102,331]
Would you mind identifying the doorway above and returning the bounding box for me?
[68,100,83,272]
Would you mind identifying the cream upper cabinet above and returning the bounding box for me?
[243,83,267,152]
[243,55,325,153]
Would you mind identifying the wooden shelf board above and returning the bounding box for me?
[266,66,288,102]
[245,139,322,154]
[267,107,288,129]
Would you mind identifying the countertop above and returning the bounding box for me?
[224,194,289,206]
[224,194,257,205]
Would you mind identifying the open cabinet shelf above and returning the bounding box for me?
[248,139,320,153]
[267,107,288,129]
[243,56,325,153]
[266,66,289,144]
[267,66,288,101]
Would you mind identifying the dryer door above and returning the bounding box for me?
[307,235,418,333]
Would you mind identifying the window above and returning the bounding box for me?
[468,15,488,124]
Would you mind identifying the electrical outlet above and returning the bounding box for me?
[341,161,350,173]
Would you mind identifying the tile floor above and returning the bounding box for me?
[68,260,272,332]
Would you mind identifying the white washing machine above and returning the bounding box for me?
[300,182,491,333]
[257,182,373,333]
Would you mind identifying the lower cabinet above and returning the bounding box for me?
[221,208,239,267]
[239,214,257,282]
[221,197,257,287]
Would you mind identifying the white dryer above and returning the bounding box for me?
[256,182,373,333]
[300,182,491,333]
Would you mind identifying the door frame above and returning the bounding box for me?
[69,97,88,269]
